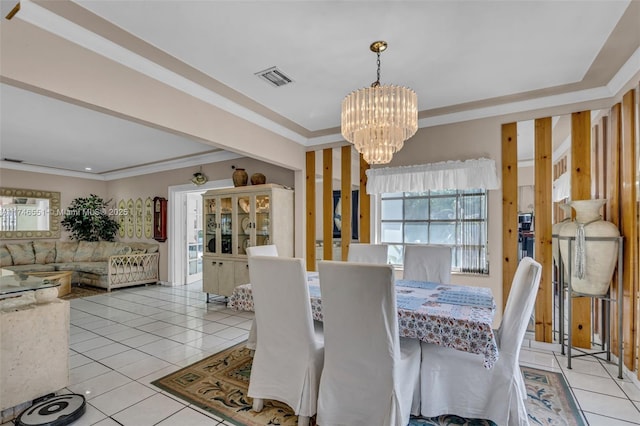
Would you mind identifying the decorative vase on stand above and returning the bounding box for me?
[232,168,248,187]
[558,199,620,296]
[552,203,573,282]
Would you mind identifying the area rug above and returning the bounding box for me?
[152,342,585,426]
[59,284,107,300]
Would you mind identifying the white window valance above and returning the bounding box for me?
[365,158,500,195]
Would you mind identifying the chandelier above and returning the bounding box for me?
[341,41,418,164]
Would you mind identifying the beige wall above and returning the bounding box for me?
[0,169,108,241]
[379,119,504,314]
[1,159,293,283]
[108,158,294,281]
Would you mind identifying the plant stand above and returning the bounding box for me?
[556,235,623,379]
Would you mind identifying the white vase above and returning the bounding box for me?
[558,199,620,296]
[552,203,573,282]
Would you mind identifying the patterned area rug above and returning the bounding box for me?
[152,342,585,426]
[59,284,107,300]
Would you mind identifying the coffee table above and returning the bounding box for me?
[27,271,72,297]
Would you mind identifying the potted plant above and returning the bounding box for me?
[61,194,120,241]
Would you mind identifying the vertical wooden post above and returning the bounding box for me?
[305,151,316,271]
[341,146,352,261]
[620,89,637,371]
[534,117,553,342]
[502,123,519,309]
[323,149,333,260]
[608,104,622,358]
[570,111,593,348]
[359,155,371,244]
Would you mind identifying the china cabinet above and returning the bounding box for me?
[202,184,293,298]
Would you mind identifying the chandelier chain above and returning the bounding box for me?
[375,50,381,87]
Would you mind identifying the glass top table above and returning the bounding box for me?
[0,269,60,299]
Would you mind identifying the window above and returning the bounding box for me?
[379,189,488,274]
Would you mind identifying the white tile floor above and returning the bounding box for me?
[3,282,640,426]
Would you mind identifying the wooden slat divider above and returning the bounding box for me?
[359,155,371,244]
[341,146,352,261]
[322,149,333,260]
[501,123,519,309]
[570,111,593,349]
[305,151,316,271]
[608,104,622,358]
[620,89,637,371]
[534,117,553,342]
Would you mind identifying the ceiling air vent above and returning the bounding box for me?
[255,66,293,87]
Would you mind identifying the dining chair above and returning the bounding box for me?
[346,243,389,264]
[246,244,278,257]
[316,261,421,426]
[403,244,452,283]
[244,244,279,350]
[419,256,542,426]
[247,256,324,426]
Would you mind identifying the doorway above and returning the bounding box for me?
[168,179,233,285]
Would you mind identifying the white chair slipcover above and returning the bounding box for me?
[317,261,421,426]
[419,257,542,426]
[246,244,279,257]
[403,245,452,283]
[247,256,324,426]
[347,243,389,264]
[245,244,279,350]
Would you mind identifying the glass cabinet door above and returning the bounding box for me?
[204,198,217,254]
[254,193,271,247]
[237,194,251,255]
[220,196,233,254]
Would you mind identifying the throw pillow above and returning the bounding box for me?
[113,243,132,256]
[6,242,35,265]
[74,241,96,262]
[0,246,13,267]
[127,242,158,253]
[55,241,79,263]
[33,241,56,264]
[91,241,115,261]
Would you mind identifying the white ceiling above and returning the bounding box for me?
[1,0,638,177]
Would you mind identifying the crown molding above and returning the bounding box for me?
[0,160,104,180]
[16,0,308,145]
[14,0,640,152]
[1,150,243,181]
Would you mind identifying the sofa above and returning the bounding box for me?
[0,240,160,292]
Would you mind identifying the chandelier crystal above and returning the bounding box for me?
[341,41,418,164]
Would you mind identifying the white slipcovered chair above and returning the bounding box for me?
[419,256,542,426]
[247,256,324,426]
[316,261,421,426]
[246,244,279,257]
[403,244,452,283]
[245,244,279,350]
[347,243,389,264]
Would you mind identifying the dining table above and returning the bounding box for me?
[228,272,499,368]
